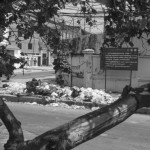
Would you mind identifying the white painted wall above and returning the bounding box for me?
[62,51,150,92]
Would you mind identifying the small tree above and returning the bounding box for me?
[0,46,25,80]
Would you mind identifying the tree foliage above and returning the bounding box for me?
[1,0,150,48]
[1,0,150,78]
[0,0,67,79]
[0,0,99,46]
[102,0,150,47]
[0,46,25,80]
[0,0,65,42]
[62,0,150,47]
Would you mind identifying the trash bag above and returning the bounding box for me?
[26,78,41,94]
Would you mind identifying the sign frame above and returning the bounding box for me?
[101,48,138,71]
[100,48,138,91]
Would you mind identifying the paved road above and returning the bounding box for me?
[0,102,150,150]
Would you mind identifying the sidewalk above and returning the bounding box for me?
[14,66,54,74]
[25,65,54,70]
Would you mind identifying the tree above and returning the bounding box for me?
[0,0,100,78]
[0,46,25,80]
[1,0,150,150]
[0,0,66,79]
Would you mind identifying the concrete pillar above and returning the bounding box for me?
[83,49,94,88]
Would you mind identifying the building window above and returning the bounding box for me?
[18,30,22,37]
[28,43,32,50]
[18,43,22,49]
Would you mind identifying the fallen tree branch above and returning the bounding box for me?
[1,84,150,150]
[0,93,141,150]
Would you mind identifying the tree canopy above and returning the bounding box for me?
[2,0,150,79]
[0,0,65,44]
[0,0,67,79]
[1,0,150,49]
[101,0,150,47]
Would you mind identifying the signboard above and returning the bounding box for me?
[101,48,138,71]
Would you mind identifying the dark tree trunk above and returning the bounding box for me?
[0,92,149,150]
[0,98,24,150]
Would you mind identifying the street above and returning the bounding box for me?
[1,102,150,150]
[8,67,55,84]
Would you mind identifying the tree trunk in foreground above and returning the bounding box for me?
[0,98,24,149]
[0,92,149,150]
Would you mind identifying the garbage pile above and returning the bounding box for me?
[0,82,26,95]
[0,78,117,105]
[36,84,116,105]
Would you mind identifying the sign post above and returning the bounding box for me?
[105,69,107,91]
[101,48,138,91]
[130,70,132,86]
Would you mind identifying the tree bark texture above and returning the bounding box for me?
[0,98,24,150]
[0,93,142,150]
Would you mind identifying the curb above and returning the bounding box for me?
[14,68,55,74]
[0,94,106,109]
[0,94,150,114]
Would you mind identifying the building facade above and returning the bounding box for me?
[8,23,52,66]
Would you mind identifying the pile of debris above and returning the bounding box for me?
[0,78,117,105]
